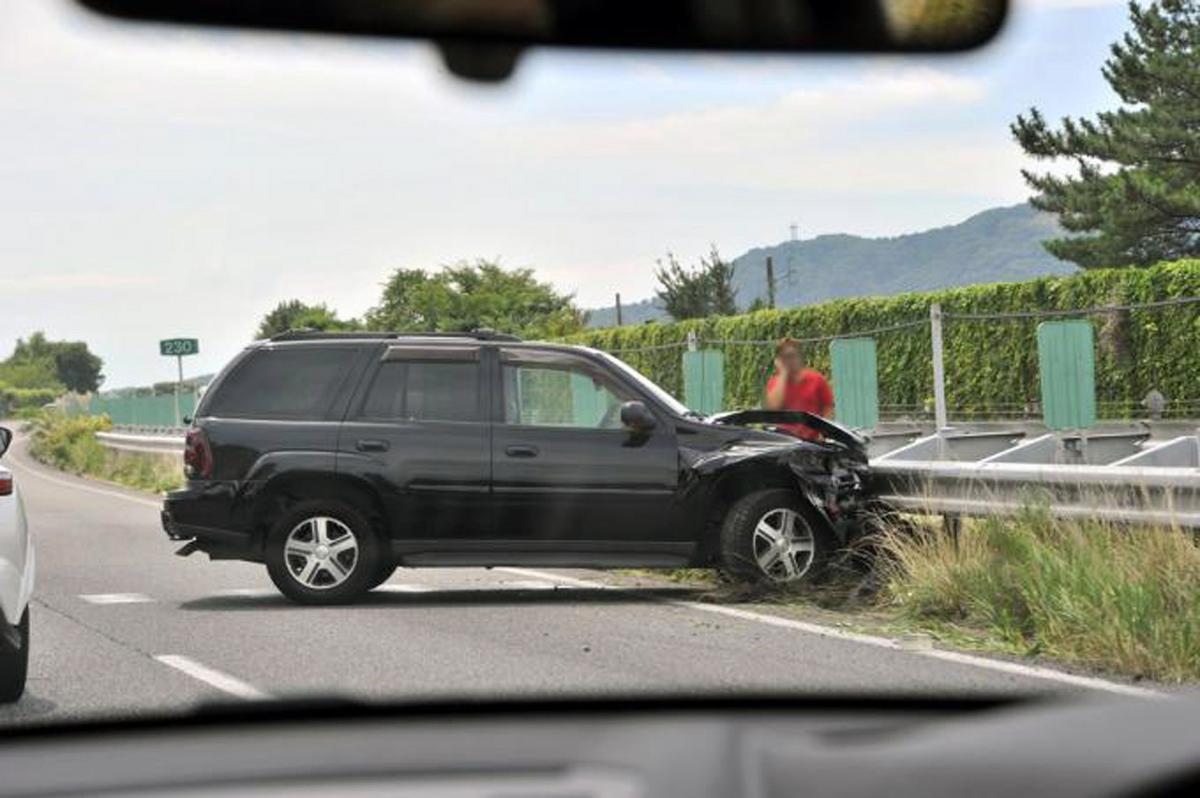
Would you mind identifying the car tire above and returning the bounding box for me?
[0,609,29,704]
[265,499,383,605]
[718,488,833,585]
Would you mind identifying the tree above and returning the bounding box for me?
[366,260,586,339]
[2,332,103,393]
[1012,0,1200,268]
[255,300,361,339]
[654,245,738,320]
[52,342,104,393]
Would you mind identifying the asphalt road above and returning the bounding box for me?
[0,432,1163,726]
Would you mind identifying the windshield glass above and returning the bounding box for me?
[1,0,1196,730]
[591,349,694,417]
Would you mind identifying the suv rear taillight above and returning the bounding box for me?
[184,428,213,480]
[0,475,11,496]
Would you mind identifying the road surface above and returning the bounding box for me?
[0,432,1160,726]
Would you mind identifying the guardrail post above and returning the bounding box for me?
[930,303,948,432]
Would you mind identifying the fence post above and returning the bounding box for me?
[930,303,948,431]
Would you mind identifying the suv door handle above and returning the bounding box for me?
[504,444,539,458]
[356,439,390,452]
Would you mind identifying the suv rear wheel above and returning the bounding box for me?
[718,488,832,585]
[265,500,383,605]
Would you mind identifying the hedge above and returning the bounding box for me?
[565,259,1200,417]
[0,385,61,417]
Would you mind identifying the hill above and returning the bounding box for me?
[586,203,1075,327]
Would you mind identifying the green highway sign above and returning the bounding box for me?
[160,338,199,357]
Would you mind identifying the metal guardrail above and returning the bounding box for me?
[95,429,184,455]
[874,428,1200,528]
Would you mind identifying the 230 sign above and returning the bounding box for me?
[160,338,199,357]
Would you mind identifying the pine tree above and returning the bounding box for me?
[1012,0,1200,268]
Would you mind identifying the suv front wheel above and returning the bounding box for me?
[265,500,384,605]
[718,488,832,585]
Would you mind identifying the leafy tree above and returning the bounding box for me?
[366,260,586,339]
[1012,0,1200,268]
[2,332,103,393]
[654,245,738,320]
[255,300,361,339]
[52,342,104,393]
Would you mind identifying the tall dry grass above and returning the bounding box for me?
[879,507,1200,681]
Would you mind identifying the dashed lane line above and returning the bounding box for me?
[154,655,272,701]
[495,567,1165,700]
[79,593,155,605]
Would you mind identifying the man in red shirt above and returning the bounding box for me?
[764,337,834,440]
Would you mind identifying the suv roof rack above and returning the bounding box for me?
[268,328,522,343]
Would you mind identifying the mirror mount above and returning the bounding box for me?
[0,427,11,459]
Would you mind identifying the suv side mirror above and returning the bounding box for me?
[0,427,11,458]
[619,401,657,433]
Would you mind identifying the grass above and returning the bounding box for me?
[878,508,1200,683]
[25,411,184,494]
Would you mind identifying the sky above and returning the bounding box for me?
[0,0,1133,388]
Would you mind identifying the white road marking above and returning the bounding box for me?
[502,579,561,590]
[79,592,155,605]
[495,567,1165,699]
[155,655,272,701]
[375,583,435,593]
[5,450,162,509]
[212,588,278,598]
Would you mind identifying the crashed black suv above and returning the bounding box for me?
[163,331,871,604]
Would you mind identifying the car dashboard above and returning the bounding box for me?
[0,695,1196,798]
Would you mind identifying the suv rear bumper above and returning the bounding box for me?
[162,485,259,561]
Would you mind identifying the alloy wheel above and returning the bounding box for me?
[752,507,815,582]
[283,516,360,590]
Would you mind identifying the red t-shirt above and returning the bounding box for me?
[766,369,834,440]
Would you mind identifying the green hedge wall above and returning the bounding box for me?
[566,259,1200,417]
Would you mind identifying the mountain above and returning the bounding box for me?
[586,203,1075,327]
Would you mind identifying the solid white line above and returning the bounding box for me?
[376,583,435,593]
[495,567,1164,699]
[155,655,272,701]
[6,450,162,509]
[79,592,155,605]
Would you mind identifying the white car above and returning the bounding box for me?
[0,427,33,703]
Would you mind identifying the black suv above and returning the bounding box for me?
[163,331,871,604]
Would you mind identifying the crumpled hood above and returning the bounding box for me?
[704,409,868,457]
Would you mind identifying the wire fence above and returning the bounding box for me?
[585,292,1200,424]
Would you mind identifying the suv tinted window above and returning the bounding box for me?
[359,361,480,423]
[501,351,632,429]
[206,346,355,419]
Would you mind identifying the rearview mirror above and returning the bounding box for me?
[75,1,1008,81]
[0,427,11,459]
[619,401,657,433]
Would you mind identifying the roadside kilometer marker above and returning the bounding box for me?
[79,593,155,604]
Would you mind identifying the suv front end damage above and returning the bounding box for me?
[687,410,873,547]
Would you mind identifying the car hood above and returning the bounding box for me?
[705,410,868,454]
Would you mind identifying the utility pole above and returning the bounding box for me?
[789,222,798,242]
[930,303,948,431]
[765,256,777,309]
[615,293,623,326]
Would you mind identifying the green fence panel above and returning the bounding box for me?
[1037,320,1096,430]
[683,350,725,416]
[89,391,197,427]
[829,337,879,430]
